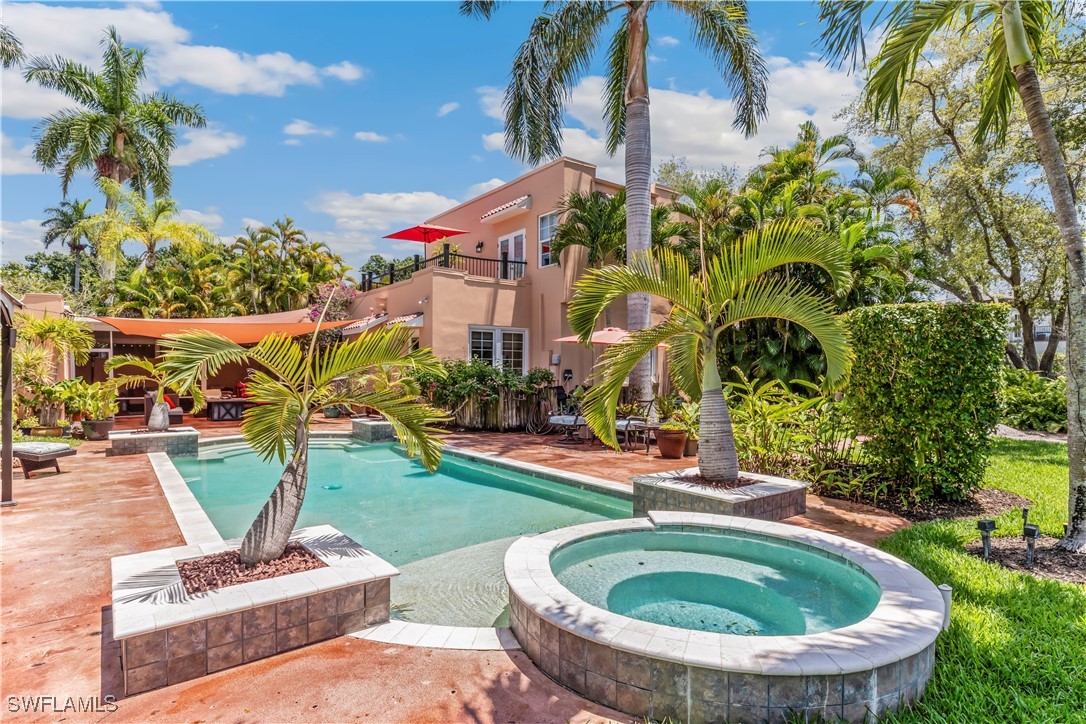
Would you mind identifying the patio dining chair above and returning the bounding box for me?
[616,399,654,450]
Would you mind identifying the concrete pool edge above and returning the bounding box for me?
[504,512,945,721]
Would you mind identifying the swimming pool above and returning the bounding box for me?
[174,439,630,626]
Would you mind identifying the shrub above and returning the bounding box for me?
[410,358,554,410]
[846,303,1007,501]
[1000,368,1066,433]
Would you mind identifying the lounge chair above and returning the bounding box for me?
[10,442,77,479]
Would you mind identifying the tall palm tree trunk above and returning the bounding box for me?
[240,415,311,564]
[1012,60,1086,551]
[73,248,81,293]
[697,338,740,480]
[624,1,653,406]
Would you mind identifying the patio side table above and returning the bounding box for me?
[207,398,245,421]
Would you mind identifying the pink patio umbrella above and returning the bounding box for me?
[383,223,469,244]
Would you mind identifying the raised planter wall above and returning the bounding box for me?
[350,418,396,443]
[632,468,807,521]
[109,427,199,457]
[112,525,396,695]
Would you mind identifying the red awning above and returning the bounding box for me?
[92,312,355,345]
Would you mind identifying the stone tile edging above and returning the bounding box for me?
[111,525,398,694]
[444,446,633,500]
[350,621,521,651]
[110,426,200,457]
[148,453,223,545]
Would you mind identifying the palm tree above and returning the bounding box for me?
[158,324,448,564]
[462,0,768,405]
[261,217,309,277]
[1,24,24,68]
[819,0,1086,551]
[94,179,213,272]
[105,354,192,431]
[550,190,627,268]
[850,162,919,221]
[568,220,852,481]
[42,199,94,292]
[25,26,205,205]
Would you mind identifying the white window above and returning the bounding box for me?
[538,212,559,267]
[469,326,527,373]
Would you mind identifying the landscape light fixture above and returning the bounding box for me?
[1023,524,1041,568]
[977,519,997,560]
[1021,506,1031,535]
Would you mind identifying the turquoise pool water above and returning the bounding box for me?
[174,439,630,626]
[550,529,881,636]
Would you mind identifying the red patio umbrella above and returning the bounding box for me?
[384,224,469,244]
[554,327,668,347]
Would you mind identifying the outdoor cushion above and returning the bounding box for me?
[615,419,648,431]
[548,415,586,426]
[11,442,73,456]
[9,442,76,479]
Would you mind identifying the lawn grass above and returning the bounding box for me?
[879,439,1085,722]
[13,434,84,448]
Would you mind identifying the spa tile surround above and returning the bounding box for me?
[505,513,945,723]
[109,427,199,457]
[111,525,397,695]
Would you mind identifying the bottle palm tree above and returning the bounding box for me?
[25,26,205,208]
[818,0,1085,551]
[42,199,94,292]
[158,324,448,564]
[1,24,24,68]
[93,179,213,272]
[568,219,852,481]
[105,354,191,431]
[462,0,768,406]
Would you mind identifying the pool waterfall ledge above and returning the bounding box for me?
[504,512,945,723]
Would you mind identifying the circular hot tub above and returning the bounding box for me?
[504,512,944,723]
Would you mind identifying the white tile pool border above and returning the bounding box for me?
[146,432,635,651]
[505,511,946,676]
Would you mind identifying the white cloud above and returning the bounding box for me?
[483,58,864,181]
[648,54,665,63]
[283,119,335,137]
[476,86,503,120]
[0,1,364,117]
[240,217,265,230]
[1,218,45,263]
[437,101,460,117]
[467,178,505,197]
[176,208,224,230]
[354,131,389,143]
[283,139,302,146]
[658,35,680,48]
[0,134,44,175]
[323,61,366,82]
[172,126,245,166]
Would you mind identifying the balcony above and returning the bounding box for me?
[360,243,526,291]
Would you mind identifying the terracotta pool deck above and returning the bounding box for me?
[0,417,907,722]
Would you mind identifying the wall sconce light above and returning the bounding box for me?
[475,241,485,254]
[977,519,997,560]
[418,296,430,305]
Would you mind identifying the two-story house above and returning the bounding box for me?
[345,157,677,387]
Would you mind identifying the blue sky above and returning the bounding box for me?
[1,1,862,272]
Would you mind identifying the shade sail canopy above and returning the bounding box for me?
[384,224,469,244]
[554,327,668,347]
[91,311,354,345]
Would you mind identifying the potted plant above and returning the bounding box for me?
[676,401,700,457]
[82,381,120,440]
[322,405,342,418]
[17,416,39,435]
[69,421,85,439]
[29,382,66,436]
[655,421,688,459]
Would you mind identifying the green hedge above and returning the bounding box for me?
[846,303,1008,500]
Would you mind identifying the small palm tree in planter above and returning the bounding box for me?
[569,220,852,482]
[81,381,121,440]
[158,324,447,565]
[106,355,190,431]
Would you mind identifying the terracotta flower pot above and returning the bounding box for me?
[655,429,688,460]
[29,426,63,438]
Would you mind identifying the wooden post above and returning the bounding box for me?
[414,254,421,272]
[388,262,396,285]
[442,243,450,268]
[2,324,16,507]
[501,252,509,280]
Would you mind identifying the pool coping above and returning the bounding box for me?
[504,511,945,677]
[148,432,636,651]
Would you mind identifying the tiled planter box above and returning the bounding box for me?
[109,427,199,457]
[111,525,397,695]
[506,514,945,723]
[351,418,396,443]
[632,468,807,521]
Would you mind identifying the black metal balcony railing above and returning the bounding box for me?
[360,243,526,291]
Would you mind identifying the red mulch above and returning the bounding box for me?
[665,475,761,490]
[965,536,1086,585]
[177,544,327,595]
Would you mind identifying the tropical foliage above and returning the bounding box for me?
[1001,368,1066,433]
[25,26,205,202]
[569,221,851,481]
[42,199,94,293]
[158,324,448,564]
